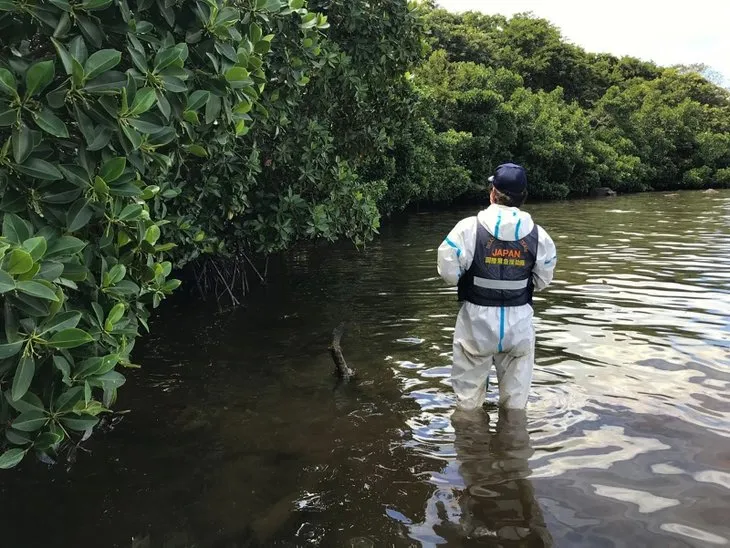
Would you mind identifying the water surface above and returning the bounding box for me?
[2,190,730,547]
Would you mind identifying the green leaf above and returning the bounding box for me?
[118,204,143,221]
[76,14,103,48]
[11,355,35,401]
[0,68,18,97]
[107,263,126,285]
[34,108,69,138]
[224,67,251,88]
[52,37,74,76]
[205,94,221,123]
[37,260,64,281]
[34,431,63,451]
[84,49,122,80]
[99,157,126,183]
[6,429,32,446]
[60,415,99,432]
[12,125,33,164]
[144,224,160,245]
[22,236,47,261]
[84,71,126,94]
[2,212,31,243]
[80,0,112,10]
[48,328,94,349]
[25,60,55,98]
[11,410,47,432]
[46,236,86,258]
[0,340,24,359]
[54,355,71,378]
[66,200,94,232]
[187,90,210,111]
[17,281,60,302]
[0,448,26,469]
[3,249,33,275]
[127,87,156,116]
[14,158,63,181]
[104,303,125,331]
[121,123,142,149]
[69,35,88,64]
[0,106,18,126]
[41,310,82,333]
[0,269,14,293]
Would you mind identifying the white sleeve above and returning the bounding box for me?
[533,225,557,291]
[437,217,477,286]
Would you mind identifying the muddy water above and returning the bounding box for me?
[2,190,730,547]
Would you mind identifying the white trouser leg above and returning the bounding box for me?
[493,336,535,409]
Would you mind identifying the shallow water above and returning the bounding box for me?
[2,190,730,547]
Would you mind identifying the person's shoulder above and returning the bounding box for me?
[452,215,478,232]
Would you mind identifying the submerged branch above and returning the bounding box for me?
[329,322,355,380]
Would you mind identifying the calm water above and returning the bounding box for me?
[2,190,730,547]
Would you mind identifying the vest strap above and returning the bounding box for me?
[473,277,529,290]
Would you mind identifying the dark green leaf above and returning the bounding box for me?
[34,108,69,137]
[25,60,55,97]
[80,0,112,11]
[118,204,143,221]
[60,414,99,431]
[0,448,26,469]
[121,123,142,149]
[11,355,34,401]
[87,127,113,151]
[66,200,94,232]
[40,311,81,334]
[161,75,187,93]
[3,249,33,275]
[0,340,24,359]
[0,269,14,293]
[0,106,17,126]
[34,431,63,451]
[69,35,88,64]
[15,158,63,181]
[11,410,47,432]
[205,94,221,123]
[187,90,210,111]
[41,188,83,204]
[77,14,103,48]
[54,355,71,378]
[46,236,86,258]
[156,89,171,119]
[99,157,125,182]
[55,385,83,412]
[0,68,17,97]
[12,125,33,164]
[22,236,47,261]
[84,49,122,80]
[127,87,156,116]
[17,281,59,302]
[52,37,74,75]
[2,213,31,243]
[36,261,64,281]
[6,429,32,446]
[48,328,93,349]
[83,71,126,94]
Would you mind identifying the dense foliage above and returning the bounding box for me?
[1,0,728,469]
[0,0,424,469]
[379,8,730,209]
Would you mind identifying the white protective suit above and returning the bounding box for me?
[437,204,557,409]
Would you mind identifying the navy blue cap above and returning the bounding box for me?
[488,163,527,196]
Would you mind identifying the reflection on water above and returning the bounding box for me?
[406,408,553,546]
[1,190,730,548]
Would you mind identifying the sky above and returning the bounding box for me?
[436,0,730,86]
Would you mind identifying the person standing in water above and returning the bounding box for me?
[437,163,557,409]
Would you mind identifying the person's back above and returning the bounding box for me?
[437,163,557,409]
